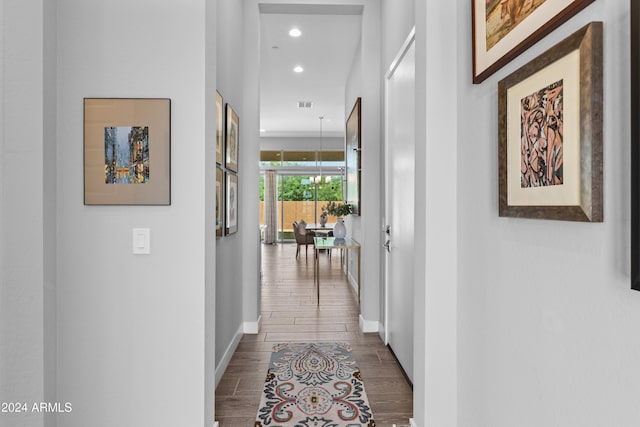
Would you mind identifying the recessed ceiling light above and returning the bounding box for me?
[289,28,302,37]
[293,65,304,73]
[260,129,266,133]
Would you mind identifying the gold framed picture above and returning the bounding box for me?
[498,22,602,221]
[226,103,239,172]
[216,91,223,165]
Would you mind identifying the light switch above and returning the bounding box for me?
[132,228,150,254]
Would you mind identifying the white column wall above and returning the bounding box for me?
[413,1,460,426]
[215,0,246,372]
[43,1,58,426]
[205,0,217,423]
[342,0,382,331]
[1,2,47,426]
[242,0,262,332]
[56,1,208,426]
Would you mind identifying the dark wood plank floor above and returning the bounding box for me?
[215,243,413,426]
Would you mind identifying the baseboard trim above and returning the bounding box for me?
[243,315,262,334]
[215,324,243,387]
[359,315,379,333]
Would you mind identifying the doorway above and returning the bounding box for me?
[384,29,416,384]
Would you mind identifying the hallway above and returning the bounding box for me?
[215,243,413,426]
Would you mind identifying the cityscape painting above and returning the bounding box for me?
[104,126,150,184]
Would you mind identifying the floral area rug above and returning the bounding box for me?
[255,342,376,427]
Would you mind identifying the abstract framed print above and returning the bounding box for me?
[473,0,595,83]
[226,103,239,172]
[498,22,602,221]
[84,98,171,205]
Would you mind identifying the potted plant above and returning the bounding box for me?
[324,201,352,238]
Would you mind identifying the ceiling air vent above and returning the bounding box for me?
[297,101,313,108]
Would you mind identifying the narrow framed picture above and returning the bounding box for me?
[472,0,595,83]
[226,103,239,172]
[216,91,223,165]
[498,22,602,221]
[226,172,238,235]
[216,167,224,238]
[346,97,361,216]
[84,98,171,205]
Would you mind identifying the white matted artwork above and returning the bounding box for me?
[498,22,602,222]
[84,98,171,205]
[226,172,238,235]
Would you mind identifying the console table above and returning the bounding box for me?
[313,236,361,305]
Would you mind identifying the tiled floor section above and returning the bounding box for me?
[215,243,413,426]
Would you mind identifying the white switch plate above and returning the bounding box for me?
[132,228,150,254]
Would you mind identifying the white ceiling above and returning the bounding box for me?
[259,6,362,138]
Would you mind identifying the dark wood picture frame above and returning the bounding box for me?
[473,0,595,84]
[498,22,602,221]
[632,0,640,290]
[226,103,239,172]
[226,172,238,235]
[345,97,361,216]
[216,91,224,165]
[216,167,224,238]
[84,98,171,205]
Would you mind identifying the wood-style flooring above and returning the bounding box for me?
[215,243,413,426]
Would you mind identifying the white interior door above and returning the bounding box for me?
[384,32,415,383]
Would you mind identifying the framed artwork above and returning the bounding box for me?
[498,22,602,221]
[226,173,238,235]
[226,103,239,172]
[84,98,171,205]
[632,0,640,290]
[216,167,224,238]
[472,0,595,83]
[216,91,223,165]
[345,97,361,216]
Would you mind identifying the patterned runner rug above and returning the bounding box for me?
[255,342,376,427]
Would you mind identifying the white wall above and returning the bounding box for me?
[241,0,262,334]
[342,0,382,331]
[260,136,344,152]
[417,2,460,425]
[0,2,51,427]
[204,0,217,423]
[381,0,414,69]
[215,0,247,371]
[43,1,59,426]
[458,2,640,426]
[56,1,210,426]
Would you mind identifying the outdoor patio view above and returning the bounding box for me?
[259,175,343,241]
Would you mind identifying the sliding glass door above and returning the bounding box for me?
[260,173,343,242]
